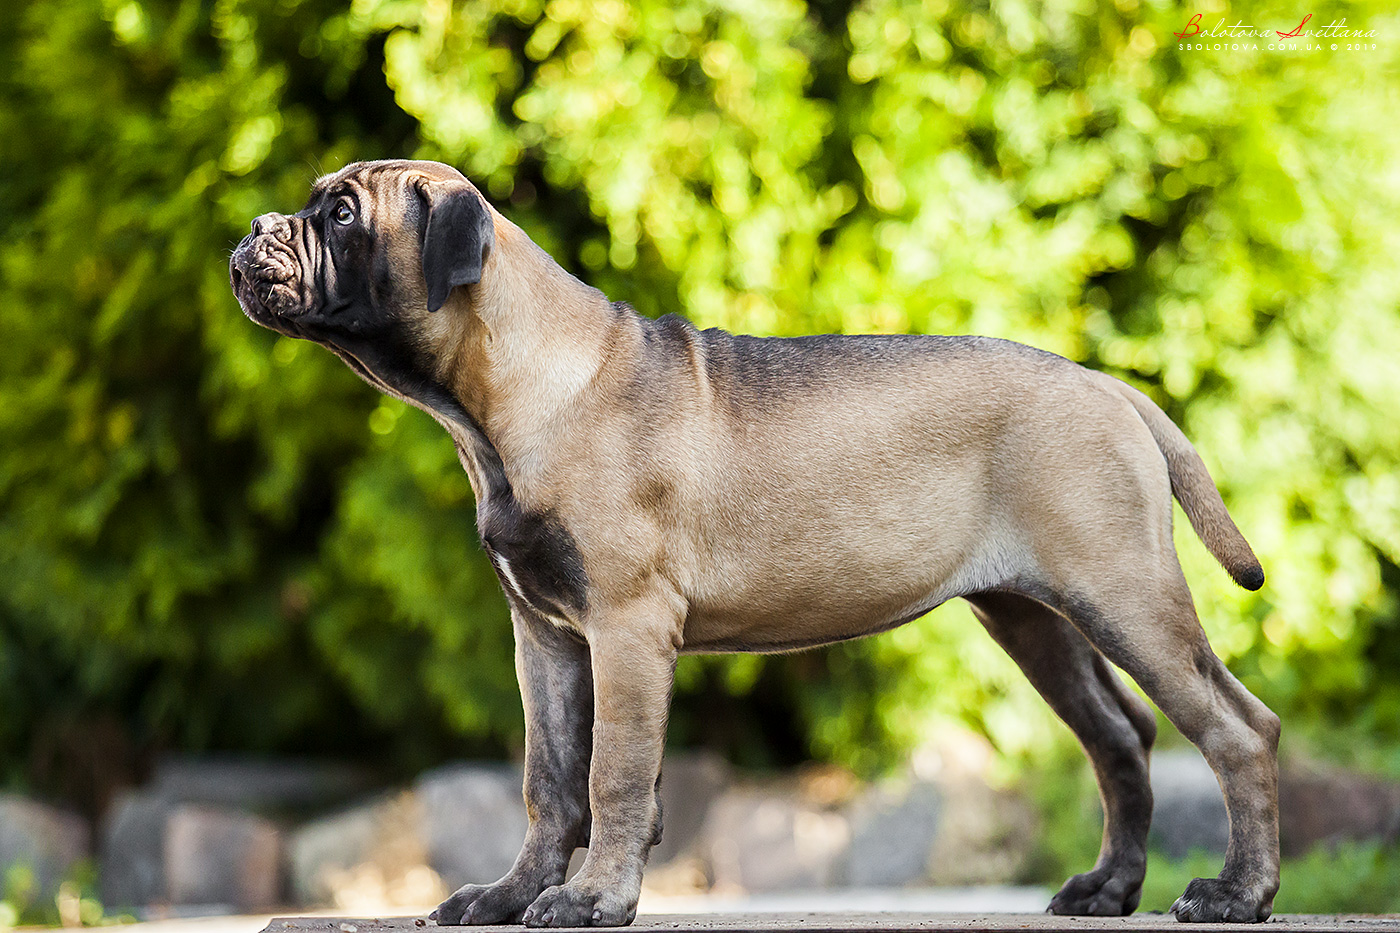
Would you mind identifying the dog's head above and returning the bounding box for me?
[229,159,494,365]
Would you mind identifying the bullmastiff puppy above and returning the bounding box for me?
[229,159,1280,925]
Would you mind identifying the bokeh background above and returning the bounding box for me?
[2,0,1399,920]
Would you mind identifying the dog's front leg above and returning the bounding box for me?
[433,606,594,925]
[521,598,679,928]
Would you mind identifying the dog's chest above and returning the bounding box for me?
[478,498,589,624]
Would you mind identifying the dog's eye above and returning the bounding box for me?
[333,202,355,226]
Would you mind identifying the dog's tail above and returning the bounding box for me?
[1108,378,1265,591]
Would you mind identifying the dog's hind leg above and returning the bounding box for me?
[966,591,1156,916]
[433,605,594,925]
[1056,572,1280,923]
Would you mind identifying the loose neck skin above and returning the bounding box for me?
[434,210,626,506]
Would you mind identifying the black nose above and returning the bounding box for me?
[251,212,287,237]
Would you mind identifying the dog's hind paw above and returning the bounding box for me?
[1171,877,1274,923]
[1047,866,1143,916]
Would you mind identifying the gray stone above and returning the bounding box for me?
[290,801,382,907]
[287,790,438,909]
[100,790,173,908]
[1149,749,1228,858]
[1278,765,1400,856]
[702,786,850,892]
[653,752,731,865]
[842,779,941,887]
[163,804,282,911]
[924,776,1037,886]
[416,762,528,889]
[689,754,1036,893]
[0,795,89,901]
[152,756,375,813]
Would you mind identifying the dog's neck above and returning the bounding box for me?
[439,212,620,507]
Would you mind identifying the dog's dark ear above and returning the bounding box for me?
[417,179,494,313]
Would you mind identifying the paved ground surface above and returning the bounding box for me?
[61,890,1400,933]
[260,914,1400,933]
[636,889,1052,915]
[93,888,1056,933]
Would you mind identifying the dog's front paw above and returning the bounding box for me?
[1171,877,1274,923]
[431,876,543,926]
[1048,865,1143,916]
[522,882,637,927]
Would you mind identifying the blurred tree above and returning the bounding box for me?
[1,0,1399,795]
[0,0,517,788]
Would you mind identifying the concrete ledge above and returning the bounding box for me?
[260,914,1400,933]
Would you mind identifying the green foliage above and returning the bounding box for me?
[2,0,1399,805]
[0,861,122,929]
[0,0,515,779]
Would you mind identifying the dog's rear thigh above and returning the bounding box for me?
[1064,575,1280,922]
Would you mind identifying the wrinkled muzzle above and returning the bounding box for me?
[230,212,310,324]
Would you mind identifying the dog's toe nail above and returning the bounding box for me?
[428,911,438,923]
[592,909,602,923]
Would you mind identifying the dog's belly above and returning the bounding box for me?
[678,588,952,653]
[674,511,1015,653]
